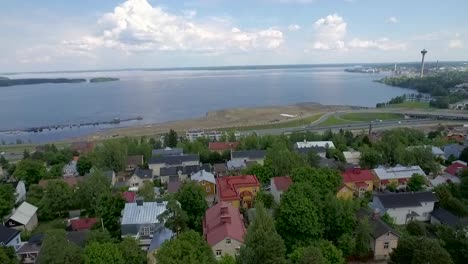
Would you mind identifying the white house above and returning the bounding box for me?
[294,141,335,158]
[270,176,293,204]
[10,180,26,204]
[186,129,205,142]
[148,154,199,177]
[372,192,438,225]
[0,225,22,250]
[5,202,39,231]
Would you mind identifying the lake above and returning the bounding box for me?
[0,66,411,143]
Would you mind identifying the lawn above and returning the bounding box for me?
[385,101,431,109]
[31,219,68,235]
[340,112,402,122]
[221,113,324,131]
[318,116,351,126]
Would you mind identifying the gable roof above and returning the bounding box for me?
[272,176,292,191]
[295,141,335,149]
[121,201,168,225]
[70,218,98,231]
[295,146,326,155]
[342,168,374,183]
[216,175,260,201]
[373,165,426,180]
[231,150,266,160]
[213,163,227,173]
[375,191,438,209]
[191,170,216,184]
[126,155,144,166]
[152,147,184,157]
[209,142,239,151]
[149,154,199,165]
[133,168,153,179]
[227,160,246,170]
[9,202,38,225]
[0,225,20,244]
[203,202,246,246]
[160,165,201,177]
[444,161,467,176]
[356,208,399,239]
[431,207,468,228]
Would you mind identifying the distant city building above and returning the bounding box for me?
[186,129,205,142]
[206,131,223,141]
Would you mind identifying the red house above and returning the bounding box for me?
[122,191,136,203]
[209,142,240,153]
[444,161,468,176]
[70,218,98,231]
[216,175,260,209]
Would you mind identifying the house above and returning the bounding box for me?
[63,158,79,177]
[431,146,446,160]
[336,184,354,200]
[294,146,327,157]
[147,226,174,264]
[121,200,169,249]
[186,129,205,142]
[372,192,438,225]
[191,170,216,195]
[226,160,246,172]
[216,175,260,209]
[444,160,467,177]
[294,141,335,158]
[443,143,465,160]
[430,174,461,187]
[357,208,399,261]
[127,168,153,189]
[159,165,201,184]
[148,154,199,177]
[122,191,137,203]
[16,236,41,264]
[0,225,22,250]
[203,202,246,258]
[446,132,465,143]
[343,150,361,165]
[70,141,95,154]
[206,131,224,142]
[231,150,266,165]
[9,180,26,204]
[5,202,38,231]
[126,155,144,171]
[167,176,181,194]
[340,168,374,199]
[373,165,427,190]
[209,142,239,153]
[70,218,98,231]
[152,147,184,157]
[430,207,468,230]
[213,163,227,177]
[270,176,293,204]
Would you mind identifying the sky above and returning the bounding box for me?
[1,0,467,72]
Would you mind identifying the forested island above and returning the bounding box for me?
[89,77,119,83]
[0,77,86,87]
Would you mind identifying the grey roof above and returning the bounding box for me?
[114,181,127,188]
[227,159,246,170]
[431,207,468,228]
[149,154,199,165]
[160,165,200,177]
[9,202,38,225]
[17,242,41,254]
[0,225,20,244]
[375,191,438,209]
[356,208,399,239]
[133,168,153,179]
[121,201,168,225]
[213,163,227,173]
[443,144,465,159]
[148,227,174,252]
[152,148,184,157]
[373,165,426,180]
[231,150,266,160]
[67,230,89,248]
[295,146,326,155]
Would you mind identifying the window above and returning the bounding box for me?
[253,188,256,193]
[216,250,222,256]
[384,242,389,249]
[235,247,240,255]
[201,181,205,185]
[226,238,231,245]
[206,186,211,192]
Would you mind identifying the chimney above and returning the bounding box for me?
[373,208,380,219]
[221,215,231,224]
[136,199,144,206]
[220,205,229,215]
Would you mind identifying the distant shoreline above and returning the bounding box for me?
[0,77,120,87]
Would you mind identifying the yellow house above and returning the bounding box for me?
[373,165,426,190]
[191,170,216,195]
[339,168,374,199]
[337,184,354,200]
[216,175,260,209]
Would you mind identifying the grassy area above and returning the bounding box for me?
[340,112,402,122]
[31,219,67,235]
[318,116,351,126]
[221,113,324,131]
[384,101,431,109]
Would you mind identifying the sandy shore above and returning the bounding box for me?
[81,103,356,141]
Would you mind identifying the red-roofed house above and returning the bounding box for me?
[444,161,468,177]
[209,142,240,153]
[203,202,246,258]
[270,176,292,204]
[122,191,136,203]
[70,218,98,231]
[338,168,374,199]
[216,175,260,209]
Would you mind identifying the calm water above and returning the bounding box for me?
[0,66,411,143]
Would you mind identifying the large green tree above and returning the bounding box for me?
[95,193,125,239]
[242,164,273,184]
[39,180,73,219]
[264,143,306,176]
[238,203,287,264]
[158,198,189,235]
[165,129,178,148]
[321,194,356,242]
[119,238,147,264]
[77,155,93,176]
[0,184,15,219]
[175,182,207,232]
[25,184,43,207]
[407,173,427,191]
[155,230,216,264]
[95,140,127,172]
[0,246,19,264]
[138,181,156,201]
[390,236,453,264]
[84,242,124,264]
[13,159,46,186]
[354,218,372,258]
[38,230,83,264]
[75,170,111,214]
[290,167,342,195]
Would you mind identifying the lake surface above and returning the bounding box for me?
[0,66,412,143]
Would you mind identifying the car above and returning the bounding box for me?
[398,121,402,124]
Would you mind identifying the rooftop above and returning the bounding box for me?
[9,201,38,225]
[272,176,292,191]
[70,218,97,231]
[160,165,201,176]
[295,141,335,149]
[133,168,153,179]
[216,175,260,201]
[373,165,426,180]
[0,225,20,244]
[122,191,137,203]
[431,207,468,228]
[209,142,239,151]
[342,168,374,183]
[356,208,399,239]
[121,201,168,225]
[374,191,438,209]
[149,154,199,165]
[127,155,144,166]
[203,202,246,246]
[191,170,216,184]
[152,147,184,157]
[231,150,266,160]
[444,161,467,176]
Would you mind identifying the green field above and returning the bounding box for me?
[340,112,402,122]
[222,113,324,131]
[318,116,350,126]
[385,101,431,109]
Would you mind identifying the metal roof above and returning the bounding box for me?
[231,150,266,160]
[191,170,216,184]
[0,225,20,244]
[152,148,184,157]
[373,165,426,180]
[295,141,335,149]
[121,201,168,225]
[149,154,199,165]
[9,202,38,225]
[374,191,438,209]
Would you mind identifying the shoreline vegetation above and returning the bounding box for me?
[89,77,119,83]
[0,77,120,87]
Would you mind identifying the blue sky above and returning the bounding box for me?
[1,0,467,72]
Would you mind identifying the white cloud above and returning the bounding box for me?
[387,16,398,23]
[288,24,301,32]
[312,14,347,51]
[63,0,283,54]
[449,33,463,48]
[348,38,406,51]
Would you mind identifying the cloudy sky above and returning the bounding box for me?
[1,0,467,72]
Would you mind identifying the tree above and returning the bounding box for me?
[458,147,468,163]
[406,221,427,236]
[155,230,216,264]
[119,238,147,264]
[84,242,124,264]
[157,198,189,235]
[25,184,43,207]
[165,129,178,148]
[321,195,356,242]
[95,194,125,239]
[407,173,426,191]
[138,181,156,201]
[264,144,306,176]
[290,167,342,195]
[218,255,236,264]
[0,246,19,264]
[254,190,274,209]
[85,229,117,245]
[337,233,355,258]
[359,146,382,169]
[95,140,127,172]
[176,182,207,232]
[13,159,46,186]
[0,184,15,219]
[238,203,287,264]
[77,156,93,176]
[39,180,73,219]
[313,240,345,264]
[23,149,30,159]
[390,236,453,264]
[434,225,468,264]
[44,163,65,179]
[306,150,321,167]
[38,230,83,264]
[290,246,328,264]
[354,218,371,258]
[242,164,273,184]
[75,170,111,214]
